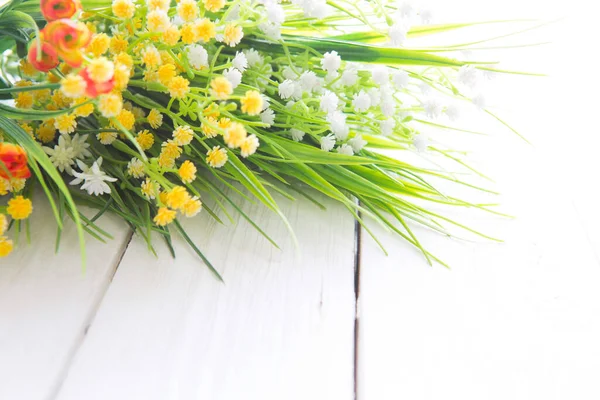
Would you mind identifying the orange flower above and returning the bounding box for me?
[41,0,81,21]
[0,143,31,180]
[42,19,91,67]
[27,41,60,72]
[79,67,114,98]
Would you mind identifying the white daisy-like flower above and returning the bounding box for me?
[380,119,395,136]
[420,8,433,24]
[43,134,76,175]
[445,104,460,121]
[341,64,359,86]
[472,93,486,110]
[126,158,145,179]
[412,134,428,152]
[244,49,263,67]
[457,65,479,89]
[232,51,248,72]
[290,128,305,142]
[348,134,367,152]
[392,69,409,90]
[319,90,339,113]
[380,95,395,117]
[389,21,410,46]
[265,0,285,24]
[186,44,208,70]
[423,98,443,119]
[70,157,117,196]
[398,1,415,19]
[367,88,381,107]
[282,66,297,80]
[299,70,318,92]
[326,110,349,140]
[337,144,354,156]
[352,90,371,113]
[320,133,336,151]
[278,79,295,99]
[67,133,92,160]
[223,68,242,89]
[260,22,281,40]
[260,108,275,126]
[321,50,341,73]
[371,66,389,85]
[261,94,271,111]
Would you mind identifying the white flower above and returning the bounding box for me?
[244,49,263,67]
[321,50,341,73]
[223,68,242,89]
[232,51,248,72]
[278,79,295,99]
[126,158,145,178]
[240,135,259,158]
[261,94,271,111]
[43,134,76,175]
[392,69,409,89]
[341,64,359,86]
[472,94,486,110]
[380,119,395,136]
[290,128,305,142]
[67,133,92,160]
[260,22,281,40]
[367,88,381,107]
[320,133,336,151]
[319,90,339,113]
[298,0,328,18]
[299,70,318,92]
[348,134,367,152]
[398,1,415,19]
[371,66,389,85]
[420,8,433,24]
[70,157,117,196]
[457,65,479,89]
[260,108,275,126]
[423,98,443,119]
[412,134,428,152]
[380,94,395,117]
[419,81,431,94]
[186,44,208,70]
[352,90,371,113]
[389,21,410,46]
[326,110,349,140]
[445,104,460,121]
[337,144,354,155]
[282,66,297,80]
[265,0,285,24]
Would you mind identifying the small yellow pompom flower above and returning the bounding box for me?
[36,122,56,143]
[161,140,183,159]
[203,0,225,12]
[141,178,159,199]
[19,123,34,138]
[142,45,162,68]
[180,23,198,45]
[127,158,145,178]
[158,153,175,168]
[98,131,117,145]
[147,0,169,11]
[203,103,220,118]
[206,146,228,168]
[72,97,95,117]
[218,117,231,130]
[158,191,169,205]
[113,64,130,90]
[98,93,123,118]
[109,35,128,55]
[163,25,181,47]
[147,109,163,128]
[223,24,243,47]
[136,130,155,150]
[157,64,177,85]
[153,207,176,226]
[201,117,218,138]
[33,88,51,102]
[181,196,202,217]
[10,178,26,193]
[0,214,7,235]
[60,74,87,98]
[112,0,136,19]
[15,92,34,109]
[7,196,33,220]
[167,76,190,99]
[114,109,136,131]
[0,236,13,257]
[240,134,259,157]
[210,76,232,100]
[195,18,216,43]
[177,0,198,22]
[54,114,77,134]
[173,125,194,146]
[19,58,37,77]
[241,90,263,115]
[166,186,191,210]
[147,10,170,32]
[0,179,9,196]
[223,122,247,148]
[115,52,134,69]
[88,33,110,57]
[178,160,197,183]
[87,57,115,84]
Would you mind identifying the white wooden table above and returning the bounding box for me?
[2,2,599,399]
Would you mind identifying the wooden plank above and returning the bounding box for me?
[0,199,131,400]
[55,189,356,400]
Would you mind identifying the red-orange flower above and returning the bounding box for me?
[42,19,91,67]
[27,41,60,72]
[79,68,115,97]
[41,0,81,21]
[0,143,31,180]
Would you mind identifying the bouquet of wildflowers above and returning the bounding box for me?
[0,0,527,274]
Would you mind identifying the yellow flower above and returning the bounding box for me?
[195,18,216,43]
[132,106,146,120]
[114,52,134,69]
[60,74,87,98]
[136,130,155,150]
[178,160,197,183]
[241,90,263,115]
[98,93,123,118]
[210,76,232,100]
[36,121,56,143]
[181,196,202,217]
[146,9,170,32]
[0,214,7,235]
[19,123,34,138]
[50,89,70,108]
[153,207,176,226]
[19,58,37,77]
[161,140,182,159]
[240,134,259,157]
[203,0,225,12]
[180,23,198,45]
[177,0,198,22]
[98,131,117,145]
[223,24,243,47]
[113,109,135,131]
[72,97,95,117]
[54,114,77,134]
[0,179,9,195]
[112,0,136,19]
[147,109,163,128]
[127,158,145,178]
[223,122,247,148]
[157,64,177,85]
[142,45,162,68]
[15,92,34,109]
[165,186,190,210]
[109,35,128,55]
[147,0,169,11]
[218,117,231,130]
[7,195,32,220]
[0,236,13,257]
[87,57,115,84]
[163,25,181,46]
[141,178,159,199]
[167,76,190,99]
[201,117,218,138]
[206,146,228,168]
[158,190,168,205]
[173,125,194,145]
[113,64,130,90]
[88,33,110,57]
[32,88,51,102]
[158,153,175,168]
[9,178,26,193]
[203,103,220,118]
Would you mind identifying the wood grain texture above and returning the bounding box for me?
[0,199,131,400]
[55,189,356,400]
